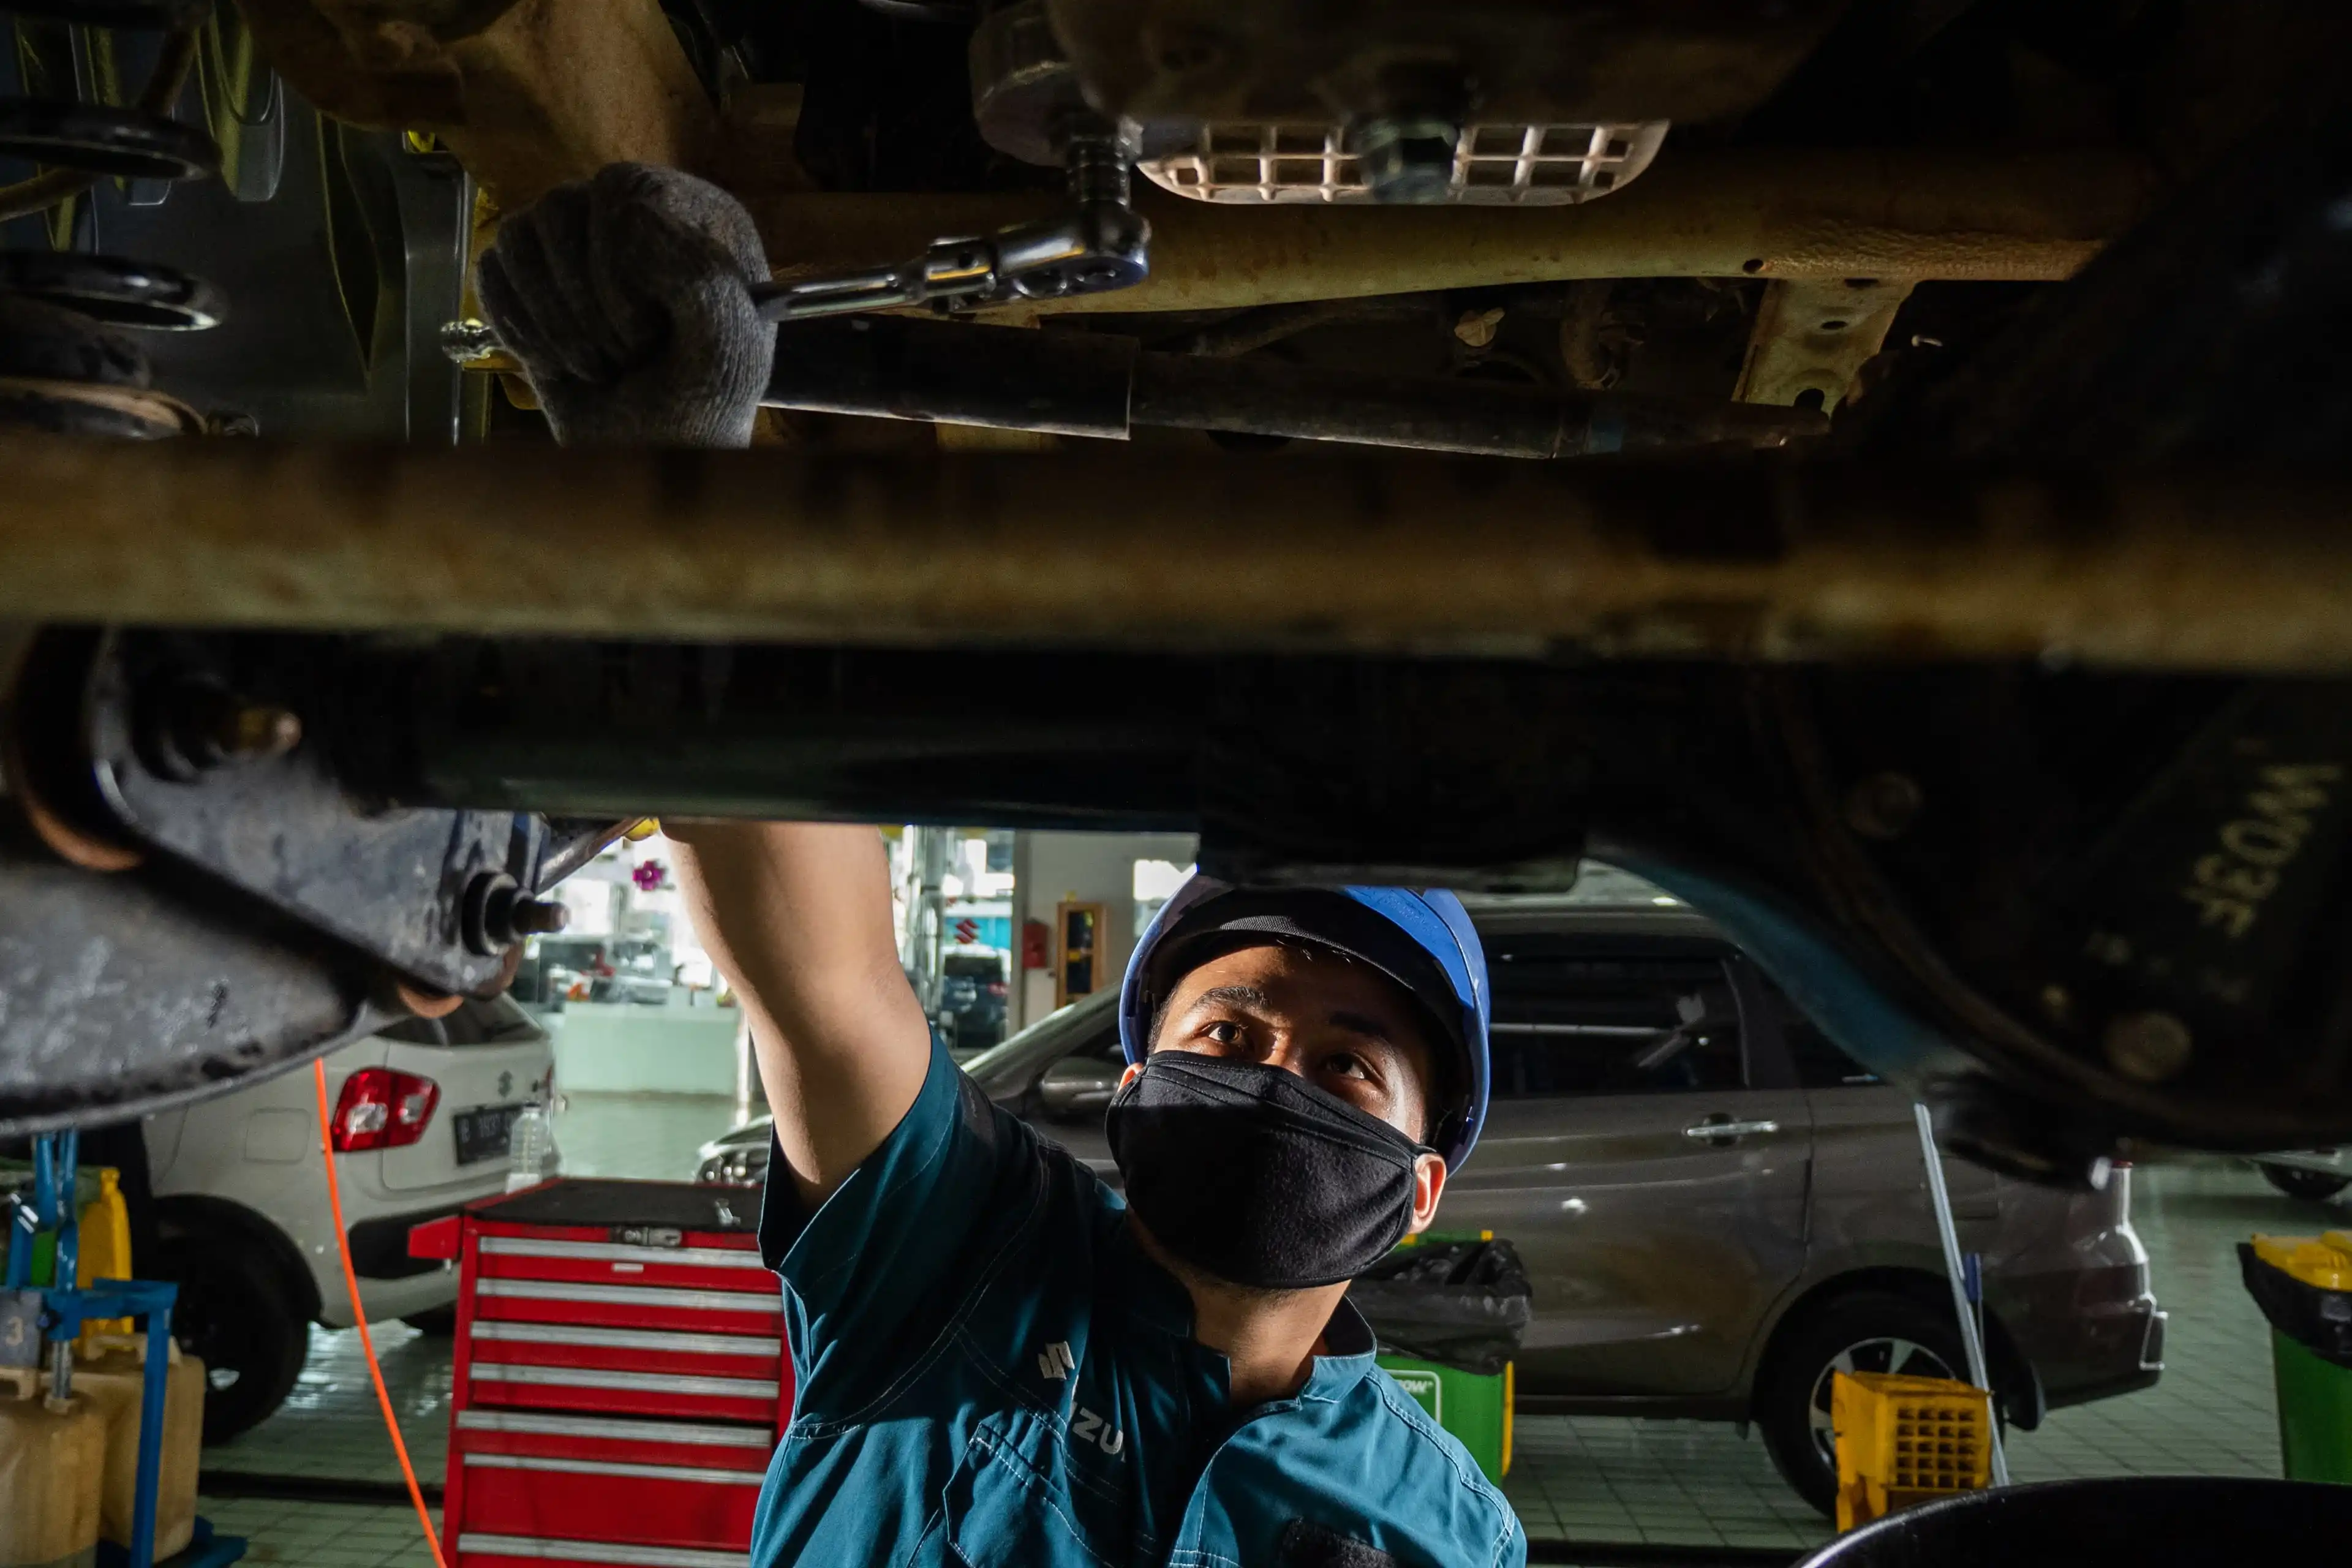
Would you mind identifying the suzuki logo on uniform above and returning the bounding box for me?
[1071,1406,1124,1456]
[498,1071,514,1099]
[1036,1343,1123,1455]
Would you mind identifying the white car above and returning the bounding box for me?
[141,996,554,1441]
[2253,1147,2350,1203]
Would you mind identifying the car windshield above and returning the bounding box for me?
[377,994,548,1047]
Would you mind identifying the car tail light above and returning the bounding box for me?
[331,1068,441,1152]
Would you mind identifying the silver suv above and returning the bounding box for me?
[699,896,2164,1514]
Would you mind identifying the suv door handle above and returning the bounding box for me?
[1683,1118,1780,1140]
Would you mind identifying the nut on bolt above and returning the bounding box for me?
[462,871,570,956]
[508,895,570,937]
[151,680,303,776]
[214,701,303,762]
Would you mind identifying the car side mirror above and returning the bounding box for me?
[1036,1063,1119,1121]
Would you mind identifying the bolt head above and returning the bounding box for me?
[1844,771,1924,840]
[1453,307,1506,349]
[2105,1011,2193,1084]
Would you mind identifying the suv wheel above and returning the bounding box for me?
[1757,1289,1970,1517]
[153,1225,311,1444]
[2260,1164,2351,1203]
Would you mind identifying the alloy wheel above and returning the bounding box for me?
[1804,1335,1958,1473]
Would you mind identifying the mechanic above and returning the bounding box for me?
[480,164,1524,1568]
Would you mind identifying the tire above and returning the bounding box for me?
[2260,1164,2351,1202]
[401,1305,460,1336]
[152,1226,311,1444]
[1756,1289,1969,1518]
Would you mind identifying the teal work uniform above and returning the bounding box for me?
[752,1038,1525,1568]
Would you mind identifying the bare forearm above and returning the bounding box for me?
[669,822,930,1207]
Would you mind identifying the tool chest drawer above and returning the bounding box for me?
[458,1536,748,1568]
[469,1322,782,1382]
[469,1275,783,1340]
[476,1234,773,1293]
[454,1409,774,1473]
[456,1450,764,1549]
[467,1359,782,1423]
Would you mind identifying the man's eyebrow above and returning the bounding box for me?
[1183,984,1271,1012]
[1328,1009,1397,1046]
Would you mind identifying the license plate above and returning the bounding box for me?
[454,1104,525,1166]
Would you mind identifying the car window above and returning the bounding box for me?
[1766,981,1883,1088]
[1484,943,1744,1098]
[377,1015,449,1046]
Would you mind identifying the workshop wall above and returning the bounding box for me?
[1008,831,1197,1033]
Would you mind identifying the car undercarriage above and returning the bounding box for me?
[3,0,2350,1195]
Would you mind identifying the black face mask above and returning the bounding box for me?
[1104,1053,1432,1291]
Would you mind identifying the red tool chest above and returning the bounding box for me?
[410,1180,786,1568]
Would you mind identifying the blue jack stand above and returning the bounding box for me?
[6,1131,246,1568]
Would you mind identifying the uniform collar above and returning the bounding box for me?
[1298,1298,1381,1401]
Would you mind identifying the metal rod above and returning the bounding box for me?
[132,1300,172,1568]
[1913,1101,2010,1487]
[763,315,1819,456]
[749,148,2157,316]
[1128,352,1819,456]
[3,435,2351,671]
[46,1336,74,1408]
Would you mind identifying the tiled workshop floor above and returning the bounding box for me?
[202,1119,2325,1567]
[199,1497,441,1568]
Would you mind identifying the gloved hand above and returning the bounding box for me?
[478,162,775,448]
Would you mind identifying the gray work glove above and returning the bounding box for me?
[478,162,775,448]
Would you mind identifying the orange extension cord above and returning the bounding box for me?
[314,1058,453,1568]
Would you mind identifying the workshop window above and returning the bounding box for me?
[1483,947,1744,1098]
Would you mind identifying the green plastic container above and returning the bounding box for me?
[2241,1232,2352,1483]
[1377,1354,1512,1483]
[2272,1330,2352,1483]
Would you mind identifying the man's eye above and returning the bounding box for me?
[1325,1052,1370,1080]
[1202,1020,1243,1045]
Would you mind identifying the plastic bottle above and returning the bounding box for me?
[507,1104,559,1192]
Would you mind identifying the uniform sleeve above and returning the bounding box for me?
[761,1035,1031,1417]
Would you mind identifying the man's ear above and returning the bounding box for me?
[1403,1152,1448,1234]
[1118,1061,1143,1089]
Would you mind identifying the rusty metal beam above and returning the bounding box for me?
[749,147,2158,315]
[1,434,2345,671]
[239,0,717,209]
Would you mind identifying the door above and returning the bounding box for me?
[1770,978,2000,1265]
[1441,931,1813,1397]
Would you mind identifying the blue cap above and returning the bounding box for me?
[1117,875,1491,1169]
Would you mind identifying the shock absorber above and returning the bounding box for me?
[0,0,224,437]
